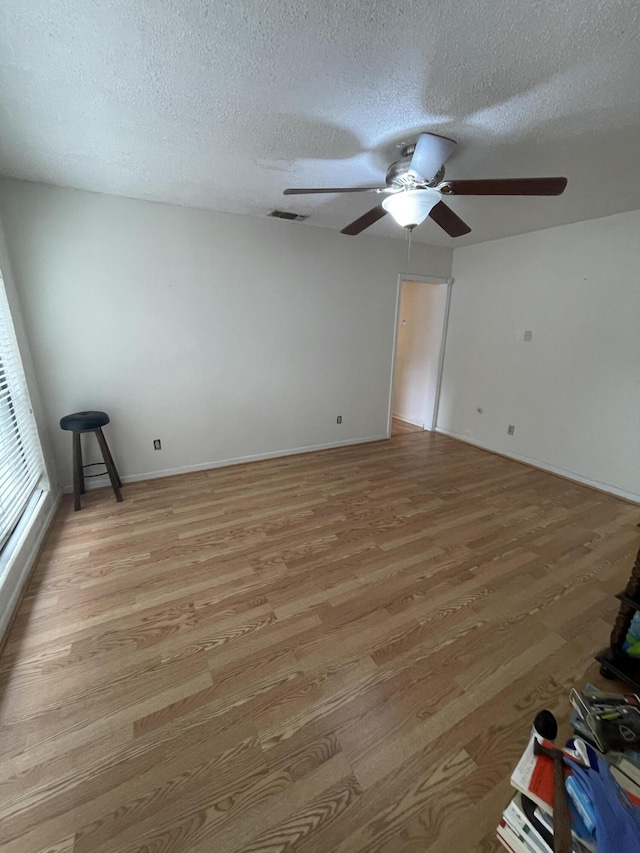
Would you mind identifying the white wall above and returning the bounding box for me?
[392,280,448,429]
[0,179,452,489]
[438,209,640,502]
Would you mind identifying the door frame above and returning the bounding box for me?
[386,273,453,438]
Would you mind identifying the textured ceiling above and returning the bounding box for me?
[1,0,640,246]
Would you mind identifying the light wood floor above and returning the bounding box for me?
[391,417,424,436]
[1,432,638,853]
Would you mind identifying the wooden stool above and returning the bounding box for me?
[59,411,123,511]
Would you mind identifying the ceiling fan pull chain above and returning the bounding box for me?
[407,226,412,268]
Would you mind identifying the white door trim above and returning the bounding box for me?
[386,274,453,439]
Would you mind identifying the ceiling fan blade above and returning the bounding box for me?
[429,201,472,238]
[341,205,387,236]
[441,177,567,196]
[283,186,385,195]
[408,133,457,183]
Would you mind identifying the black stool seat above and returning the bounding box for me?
[60,411,110,432]
[59,409,122,510]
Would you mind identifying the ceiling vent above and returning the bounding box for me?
[268,210,308,222]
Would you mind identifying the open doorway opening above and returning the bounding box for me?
[389,276,451,437]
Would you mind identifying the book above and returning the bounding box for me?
[520,795,554,850]
[608,751,640,786]
[497,818,540,853]
[533,808,597,853]
[619,749,640,771]
[503,793,552,853]
[510,734,556,813]
[608,765,640,805]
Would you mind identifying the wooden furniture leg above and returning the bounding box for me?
[96,428,123,503]
[596,546,640,683]
[78,435,85,495]
[607,546,640,667]
[98,429,122,488]
[72,431,82,511]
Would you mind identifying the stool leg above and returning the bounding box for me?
[95,428,123,502]
[99,430,122,488]
[78,434,85,495]
[72,431,82,511]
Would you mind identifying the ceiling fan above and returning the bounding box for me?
[283,132,567,238]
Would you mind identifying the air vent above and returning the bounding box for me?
[268,210,308,222]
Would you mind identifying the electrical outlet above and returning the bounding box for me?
[336,416,342,424]
[153,439,162,450]
[507,425,515,436]
[524,330,533,342]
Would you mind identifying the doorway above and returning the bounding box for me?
[389,276,451,437]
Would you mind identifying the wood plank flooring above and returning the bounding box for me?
[391,418,423,436]
[1,431,638,853]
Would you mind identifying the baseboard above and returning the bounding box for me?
[61,434,389,493]
[0,488,62,648]
[435,427,640,505]
[391,413,424,428]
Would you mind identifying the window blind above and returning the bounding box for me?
[0,274,44,552]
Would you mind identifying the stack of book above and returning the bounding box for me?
[498,733,596,853]
[497,686,640,853]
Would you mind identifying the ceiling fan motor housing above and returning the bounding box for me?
[385,156,445,189]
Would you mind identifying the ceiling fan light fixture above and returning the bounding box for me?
[381,188,441,229]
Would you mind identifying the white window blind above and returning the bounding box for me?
[0,274,44,552]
